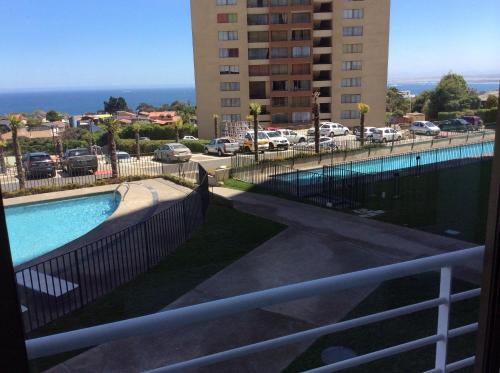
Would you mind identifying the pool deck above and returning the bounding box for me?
[13,178,192,271]
[48,188,481,373]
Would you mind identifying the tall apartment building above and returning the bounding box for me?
[191,0,390,139]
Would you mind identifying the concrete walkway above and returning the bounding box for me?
[48,188,478,373]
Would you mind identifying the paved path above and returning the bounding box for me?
[48,189,479,373]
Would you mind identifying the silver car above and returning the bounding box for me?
[154,143,192,162]
[410,121,441,136]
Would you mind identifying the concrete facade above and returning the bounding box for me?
[191,0,391,139]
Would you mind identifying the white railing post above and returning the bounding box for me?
[435,266,452,372]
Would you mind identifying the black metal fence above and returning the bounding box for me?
[232,141,495,211]
[15,164,209,333]
[1,154,199,194]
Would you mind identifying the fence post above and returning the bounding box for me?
[296,169,300,199]
[434,266,452,371]
[74,250,85,308]
[182,198,189,241]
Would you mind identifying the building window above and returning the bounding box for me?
[271,64,288,75]
[272,80,288,91]
[292,112,311,123]
[293,80,311,91]
[272,97,288,107]
[218,31,239,41]
[291,12,311,23]
[343,26,363,36]
[272,113,289,124]
[247,14,269,25]
[220,65,240,74]
[292,46,311,58]
[247,0,268,7]
[341,94,361,104]
[219,48,239,58]
[292,63,310,74]
[222,114,242,122]
[248,31,269,43]
[341,77,362,87]
[341,110,361,119]
[291,0,311,4]
[217,13,238,23]
[291,96,310,107]
[343,9,364,19]
[249,64,270,76]
[271,13,288,24]
[217,0,236,5]
[248,48,269,59]
[270,0,288,6]
[342,60,362,70]
[220,82,241,91]
[343,43,363,54]
[271,47,288,59]
[291,29,311,41]
[271,30,288,42]
[221,98,241,107]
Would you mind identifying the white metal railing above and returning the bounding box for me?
[25,246,485,372]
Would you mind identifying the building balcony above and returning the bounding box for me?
[313,80,331,87]
[313,29,332,38]
[313,46,332,54]
[313,63,332,71]
[313,12,332,21]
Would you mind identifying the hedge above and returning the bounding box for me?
[5,138,88,155]
[119,124,198,141]
[116,139,210,154]
[437,108,497,123]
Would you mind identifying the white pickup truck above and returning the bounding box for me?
[203,138,240,156]
[275,129,307,144]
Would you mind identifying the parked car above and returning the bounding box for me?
[154,143,192,162]
[105,151,132,164]
[437,119,470,132]
[241,132,270,153]
[183,135,199,141]
[275,129,307,144]
[372,128,403,143]
[204,138,240,156]
[410,121,441,136]
[296,137,338,151]
[355,127,378,141]
[62,148,98,175]
[23,152,57,178]
[307,122,350,137]
[461,116,484,131]
[262,131,290,150]
[139,137,151,141]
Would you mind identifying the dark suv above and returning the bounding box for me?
[23,152,57,178]
[461,116,484,131]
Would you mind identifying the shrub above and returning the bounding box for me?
[116,139,209,154]
[475,108,497,124]
[437,112,464,120]
[120,124,198,141]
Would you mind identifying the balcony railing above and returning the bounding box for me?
[26,246,484,372]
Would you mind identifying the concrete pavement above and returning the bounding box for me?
[48,188,478,373]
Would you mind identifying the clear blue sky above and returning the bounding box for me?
[0,0,498,91]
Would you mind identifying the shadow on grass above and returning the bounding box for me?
[28,195,286,372]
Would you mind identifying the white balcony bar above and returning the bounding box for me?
[26,246,484,364]
[446,356,476,371]
[304,334,442,373]
[450,288,481,302]
[448,322,479,338]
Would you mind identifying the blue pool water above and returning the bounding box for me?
[6,193,118,266]
[279,141,495,183]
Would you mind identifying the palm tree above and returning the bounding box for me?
[249,102,261,163]
[173,119,183,142]
[8,114,26,189]
[358,103,370,146]
[104,119,120,179]
[312,91,320,154]
[0,138,6,174]
[131,123,141,160]
[213,114,219,138]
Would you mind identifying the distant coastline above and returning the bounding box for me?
[0,79,498,115]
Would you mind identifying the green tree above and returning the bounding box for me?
[0,139,6,174]
[104,119,120,178]
[485,94,498,109]
[104,96,129,114]
[426,73,480,118]
[249,102,261,163]
[136,102,157,112]
[8,114,26,189]
[173,119,183,142]
[412,90,432,114]
[46,110,62,122]
[358,103,370,146]
[131,122,142,160]
[312,91,320,154]
[213,114,219,138]
[386,87,410,114]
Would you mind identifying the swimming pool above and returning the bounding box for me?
[6,193,118,266]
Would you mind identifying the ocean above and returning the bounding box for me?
[0,82,498,115]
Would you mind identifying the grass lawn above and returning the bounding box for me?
[29,196,286,372]
[284,272,479,373]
